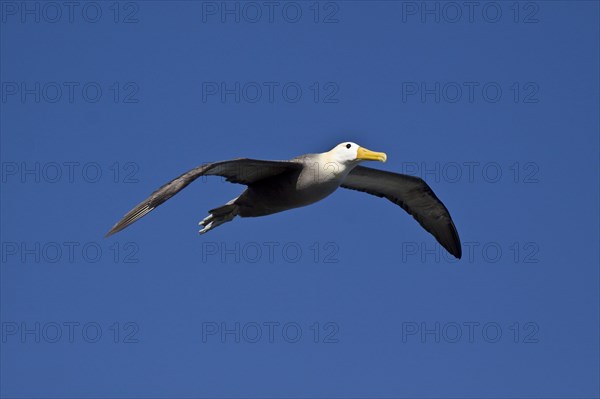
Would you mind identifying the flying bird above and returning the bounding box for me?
[106,143,462,258]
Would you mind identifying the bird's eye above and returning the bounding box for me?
[346,144,351,149]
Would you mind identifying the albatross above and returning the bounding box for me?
[106,142,462,258]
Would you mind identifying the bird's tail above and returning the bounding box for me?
[198,199,239,234]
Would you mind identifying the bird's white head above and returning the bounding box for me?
[328,142,387,164]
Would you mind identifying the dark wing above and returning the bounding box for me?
[341,166,462,259]
[105,159,301,237]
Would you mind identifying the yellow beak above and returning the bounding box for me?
[357,146,387,163]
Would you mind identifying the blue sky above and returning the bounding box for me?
[1,1,599,398]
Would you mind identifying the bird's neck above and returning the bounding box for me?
[315,153,357,181]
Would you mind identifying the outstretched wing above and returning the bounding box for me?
[105,159,301,237]
[341,166,462,259]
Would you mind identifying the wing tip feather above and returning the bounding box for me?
[104,205,153,238]
[444,220,462,259]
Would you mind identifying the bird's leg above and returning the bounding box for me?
[198,200,239,234]
[199,214,213,227]
[198,213,236,234]
[198,213,217,234]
